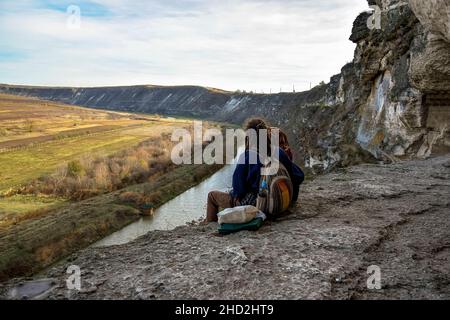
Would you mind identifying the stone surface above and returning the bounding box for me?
[408,0,450,43]
[408,0,450,91]
[410,35,450,92]
[1,156,448,300]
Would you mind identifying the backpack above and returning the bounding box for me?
[256,161,293,219]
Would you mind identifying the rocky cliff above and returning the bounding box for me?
[1,0,449,172]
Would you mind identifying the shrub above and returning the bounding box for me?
[67,160,85,178]
[93,163,111,189]
[145,191,162,204]
[119,191,145,206]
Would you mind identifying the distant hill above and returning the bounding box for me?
[0,83,325,125]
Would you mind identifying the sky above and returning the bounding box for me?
[0,0,369,93]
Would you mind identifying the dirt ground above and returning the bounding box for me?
[1,156,449,300]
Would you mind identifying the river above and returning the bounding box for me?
[93,149,243,247]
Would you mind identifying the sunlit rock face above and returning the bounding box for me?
[410,35,450,92]
[357,70,425,158]
[408,0,450,92]
[349,0,449,159]
[408,0,450,43]
[407,0,450,155]
[356,71,393,158]
[349,0,427,159]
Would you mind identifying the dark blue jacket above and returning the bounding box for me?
[232,148,304,202]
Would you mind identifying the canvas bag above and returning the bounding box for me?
[217,205,259,225]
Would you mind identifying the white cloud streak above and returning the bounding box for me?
[0,0,369,92]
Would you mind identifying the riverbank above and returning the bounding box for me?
[2,156,448,299]
[0,163,222,282]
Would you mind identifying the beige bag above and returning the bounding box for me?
[217,205,258,225]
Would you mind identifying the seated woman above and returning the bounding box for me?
[206,118,304,222]
[278,129,294,161]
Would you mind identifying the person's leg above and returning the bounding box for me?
[206,191,234,222]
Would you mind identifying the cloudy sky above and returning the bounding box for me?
[0,0,369,92]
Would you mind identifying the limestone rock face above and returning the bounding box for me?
[346,0,450,160]
[408,0,450,92]
[410,36,450,92]
[407,1,450,155]
[348,0,428,159]
[408,0,450,43]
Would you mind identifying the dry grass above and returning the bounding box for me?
[0,93,155,143]
[18,135,176,200]
[0,93,191,195]
[0,194,67,227]
[0,126,174,194]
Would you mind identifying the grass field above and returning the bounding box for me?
[0,194,67,216]
[0,94,157,143]
[0,93,224,282]
[0,93,195,215]
[0,124,176,194]
[0,93,192,212]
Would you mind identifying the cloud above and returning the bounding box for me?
[0,0,368,92]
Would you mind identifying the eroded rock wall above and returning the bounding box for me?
[339,0,450,161]
[409,0,450,43]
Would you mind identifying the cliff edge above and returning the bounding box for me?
[2,156,448,299]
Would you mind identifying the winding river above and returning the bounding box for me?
[93,148,243,247]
